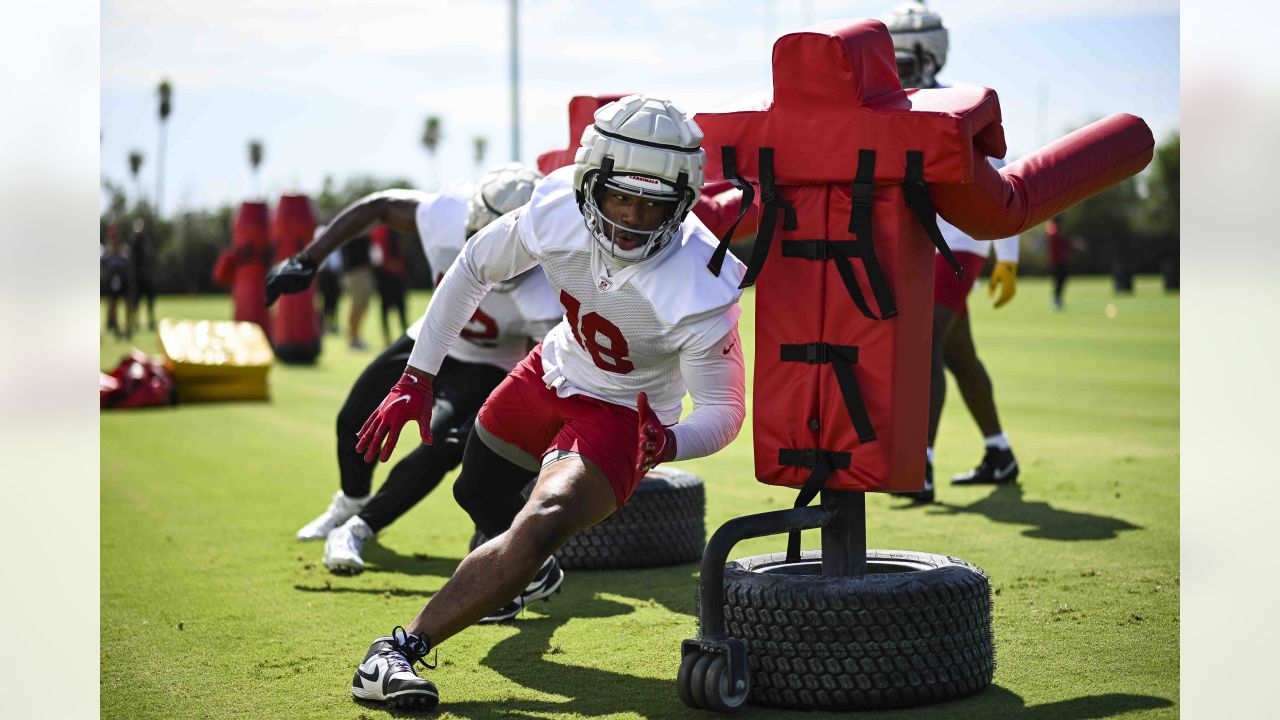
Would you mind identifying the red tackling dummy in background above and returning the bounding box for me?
[269,194,322,364]
[213,201,273,337]
[683,19,1153,494]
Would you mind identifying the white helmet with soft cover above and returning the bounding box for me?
[882,0,948,89]
[466,162,543,236]
[572,94,705,264]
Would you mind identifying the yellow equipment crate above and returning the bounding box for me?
[158,319,274,402]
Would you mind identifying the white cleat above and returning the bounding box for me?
[325,516,374,574]
[296,490,370,541]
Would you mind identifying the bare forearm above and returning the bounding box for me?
[302,192,421,263]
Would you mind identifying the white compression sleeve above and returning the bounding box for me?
[670,325,747,461]
[407,210,538,373]
[993,234,1020,263]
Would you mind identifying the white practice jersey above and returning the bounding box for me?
[409,166,748,461]
[407,185,562,371]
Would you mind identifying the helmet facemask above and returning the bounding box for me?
[571,95,706,265]
[580,157,693,264]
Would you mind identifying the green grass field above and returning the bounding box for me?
[101,276,1178,719]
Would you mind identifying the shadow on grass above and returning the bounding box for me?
[293,584,431,598]
[439,592,1171,720]
[892,482,1140,541]
[360,542,462,578]
[289,545,460,597]
[322,563,1171,719]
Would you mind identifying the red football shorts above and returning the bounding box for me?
[476,346,643,508]
[933,251,989,315]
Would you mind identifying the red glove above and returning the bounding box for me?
[355,373,434,463]
[635,392,676,475]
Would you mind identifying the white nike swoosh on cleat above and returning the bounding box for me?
[993,461,1018,480]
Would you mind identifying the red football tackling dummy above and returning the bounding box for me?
[687,19,1152,494]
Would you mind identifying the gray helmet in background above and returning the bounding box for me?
[466,162,543,237]
[882,0,948,89]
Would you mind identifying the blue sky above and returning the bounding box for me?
[100,0,1179,213]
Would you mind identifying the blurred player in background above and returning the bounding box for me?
[266,164,560,575]
[886,1,1021,502]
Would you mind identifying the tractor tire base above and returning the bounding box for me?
[717,549,994,710]
[470,467,704,570]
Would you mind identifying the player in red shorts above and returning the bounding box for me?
[345,95,747,711]
[887,1,1021,503]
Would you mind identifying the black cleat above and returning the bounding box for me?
[479,556,565,623]
[351,627,439,711]
[904,460,935,503]
[952,446,1019,485]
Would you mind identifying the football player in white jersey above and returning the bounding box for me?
[886,0,1021,503]
[346,95,747,710]
[265,164,562,576]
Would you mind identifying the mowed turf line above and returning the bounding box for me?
[101,275,1177,719]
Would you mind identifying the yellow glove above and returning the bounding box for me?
[987,261,1017,309]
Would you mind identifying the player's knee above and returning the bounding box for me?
[452,471,485,516]
[518,494,580,557]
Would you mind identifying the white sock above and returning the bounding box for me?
[926,447,934,464]
[344,515,374,538]
[983,433,1010,451]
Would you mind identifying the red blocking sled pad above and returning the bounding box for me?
[688,19,1153,493]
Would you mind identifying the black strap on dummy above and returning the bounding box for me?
[780,240,881,320]
[845,150,898,319]
[778,448,851,561]
[776,150,896,319]
[780,343,877,444]
[902,150,965,277]
[739,147,796,289]
[707,146,757,277]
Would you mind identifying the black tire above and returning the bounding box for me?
[469,467,705,570]
[721,550,994,710]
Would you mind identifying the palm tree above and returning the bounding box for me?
[128,150,145,205]
[421,115,442,188]
[248,139,264,198]
[156,79,173,216]
[473,136,489,173]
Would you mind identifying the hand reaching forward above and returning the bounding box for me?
[355,372,434,463]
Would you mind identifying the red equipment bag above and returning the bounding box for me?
[100,350,177,409]
[269,194,321,364]
[690,20,1153,500]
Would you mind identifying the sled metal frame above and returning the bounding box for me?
[682,489,867,701]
